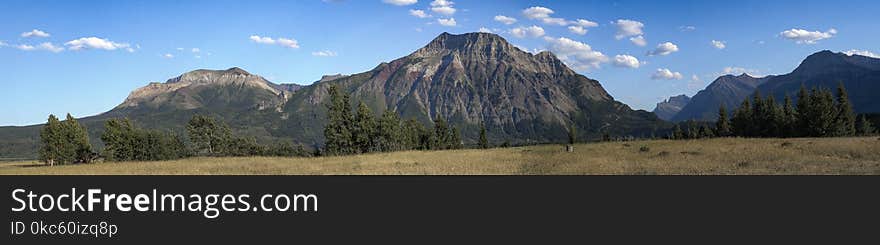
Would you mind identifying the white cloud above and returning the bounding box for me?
[843,49,880,59]
[163,53,174,59]
[568,26,587,35]
[679,26,696,32]
[437,18,457,26]
[613,54,640,68]
[720,67,762,76]
[21,29,50,38]
[176,47,184,51]
[409,9,430,18]
[544,36,609,71]
[64,37,130,51]
[711,40,726,49]
[629,35,646,46]
[250,35,276,44]
[510,25,544,38]
[15,44,35,51]
[688,75,703,89]
[250,35,299,48]
[651,68,683,80]
[613,19,644,40]
[541,17,568,26]
[478,27,494,33]
[277,38,300,48]
[191,48,200,53]
[0,41,7,47]
[494,15,517,25]
[382,0,417,6]
[780,28,836,44]
[648,42,679,56]
[37,42,64,53]
[312,50,338,57]
[572,19,598,28]
[430,0,456,15]
[523,6,553,19]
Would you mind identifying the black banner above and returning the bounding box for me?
[2,176,879,243]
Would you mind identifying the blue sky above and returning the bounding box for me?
[1,0,878,126]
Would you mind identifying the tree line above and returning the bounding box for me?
[670,83,875,139]
[38,114,308,165]
[322,85,462,156]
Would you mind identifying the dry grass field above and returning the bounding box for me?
[1,137,879,175]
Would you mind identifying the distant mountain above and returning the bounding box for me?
[652,94,690,121]
[755,50,880,113]
[0,32,667,158]
[672,74,772,122]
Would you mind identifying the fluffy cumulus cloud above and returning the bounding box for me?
[477,27,497,33]
[780,28,836,44]
[843,49,880,59]
[494,15,517,25]
[711,40,726,49]
[312,50,338,57]
[648,42,679,56]
[37,42,64,53]
[409,9,430,18]
[437,18,457,26]
[430,0,456,15]
[541,17,568,26]
[191,48,200,53]
[629,35,646,46]
[651,68,683,80]
[544,37,609,71]
[21,29,50,38]
[523,6,553,19]
[719,66,762,76]
[510,25,545,38]
[382,0,417,6]
[249,35,299,48]
[64,37,130,51]
[613,19,644,40]
[15,44,35,51]
[613,54,640,68]
[568,26,587,35]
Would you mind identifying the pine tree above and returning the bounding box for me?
[432,115,450,149]
[63,114,93,163]
[751,91,765,137]
[322,85,354,155]
[811,88,837,137]
[38,114,63,165]
[672,124,684,140]
[731,99,752,137]
[796,84,812,137]
[101,118,136,161]
[834,82,856,136]
[698,125,714,138]
[857,115,875,136]
[479,123,489,149]
[568,123,577,144]
[715,105,732,137]
[782,95,797,138]
[377,109,403,152]
[450,127,462,149]
[352,101,377,153]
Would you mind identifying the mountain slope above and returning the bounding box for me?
[653,94,690,121]
[0,32,667,158]
[673,74,772,122]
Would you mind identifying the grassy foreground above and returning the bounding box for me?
[1,137,879,175]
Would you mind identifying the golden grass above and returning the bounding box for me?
[1,137,879,175]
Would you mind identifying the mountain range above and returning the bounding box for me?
[663,50,880,122]
[652,94,690,121]
[0,32,666,158]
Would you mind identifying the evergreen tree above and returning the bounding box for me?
[186,115,232,155]
[63,114,93,163]
[568,123,577,144]
[352,101,377,153]
[698,125,714,138]
[795,84,812,137]
[782,95,797,138]
[450,127,462,149]
[479,123,489,149]
[38,114,63,165]
[402,119,426,150]
[101,118,136,161]
[715,105,732,137]
[857,115,875,136]
[322,85,354,155]
[377,109,403,152]
[834,82,856,136]
[432,115,450,149]
[731,99,752,137]
[672,124,684,140]
[810,88,837,137]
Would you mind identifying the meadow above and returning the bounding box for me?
[1,137,878,175]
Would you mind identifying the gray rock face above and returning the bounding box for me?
[653,94,691,121]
